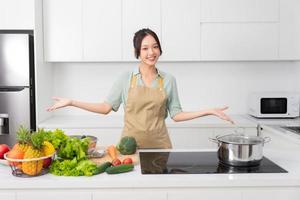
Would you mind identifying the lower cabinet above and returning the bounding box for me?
[241,188,300,200]
[0,193,15,200]
[93,190,167,200]
[16,192,91,200]
[2,187,300,200]
[168,190,241,200]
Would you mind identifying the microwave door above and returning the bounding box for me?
[0,87,31,146]
[0,34,30,87]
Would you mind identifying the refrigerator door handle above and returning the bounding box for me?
[0,86,28,92]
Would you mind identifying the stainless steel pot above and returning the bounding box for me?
[210,134,271,167]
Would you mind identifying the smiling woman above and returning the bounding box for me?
[47,28,233,149]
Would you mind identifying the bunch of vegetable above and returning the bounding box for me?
[116,136,137,155]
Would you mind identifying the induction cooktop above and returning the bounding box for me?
[139,151,287,174]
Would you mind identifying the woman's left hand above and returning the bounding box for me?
[210,106,234,124]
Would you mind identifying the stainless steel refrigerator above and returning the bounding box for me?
[0,30,36,147]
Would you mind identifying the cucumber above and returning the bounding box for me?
[105,164,134,174]
[93,162,112,175]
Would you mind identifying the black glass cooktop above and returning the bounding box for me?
[139,151,287,174]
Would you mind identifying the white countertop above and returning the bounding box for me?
[1,130,300,190]
[38,114,257,129]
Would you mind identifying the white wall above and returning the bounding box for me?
[50,61,299,117]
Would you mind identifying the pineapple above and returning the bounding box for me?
[42,141,55,168]
[42,141,55,156]
[12,126,31,153]
[22,131,45,176]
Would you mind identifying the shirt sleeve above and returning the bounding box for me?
[104,72,128,112]
[166,76,183,118]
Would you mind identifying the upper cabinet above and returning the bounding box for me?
[200,0,280,61]
[43,0,122,62]
[43,0,300,61]
[0,0,34,29]
[83,0,122,61]
[122,0,161,61]
[200,23,279,61]
[200,0,279,22]
[279,0,300,60]
[43,0,83,61]
[161,0,201,61]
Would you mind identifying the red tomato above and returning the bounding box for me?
[0,144,10,159]
[112,158,122,166]
[122,157,133,164]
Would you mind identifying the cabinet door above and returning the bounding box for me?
[161,0,201,61]
[16,192,91,200]
[200,23,279,60]
[0,0,34,29]
[122,0,161,61]
[83,0,122,61]
[93,191,167,200]
[168,190,241,200]
[0,192,15,200]
[242,188,300,200]
[43,0,83,61]
[168,128,215,149]
[200,0,279,22]
[279,0,300,59]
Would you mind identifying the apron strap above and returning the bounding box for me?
[130,74,138,88]
[130,73,164,90]
[158,77,164,91]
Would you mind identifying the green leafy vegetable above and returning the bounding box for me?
[49,158,99,176]
[57,137,89,161]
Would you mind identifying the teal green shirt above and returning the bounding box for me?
[105,68,182,118]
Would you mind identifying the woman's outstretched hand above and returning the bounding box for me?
[210,106,234,124]
[47,97,72,112]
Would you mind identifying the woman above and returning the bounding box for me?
[47,28,233,149]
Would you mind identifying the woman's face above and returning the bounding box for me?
[139,34,161,66]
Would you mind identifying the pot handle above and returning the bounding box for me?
[209,137,219,143]
[263,137,271,144]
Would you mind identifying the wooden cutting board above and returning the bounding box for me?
[90,146,139,166]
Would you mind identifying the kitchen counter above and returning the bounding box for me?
[3,117,300,200]
[0,130,300,189]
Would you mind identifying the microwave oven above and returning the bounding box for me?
[248,92,300,118]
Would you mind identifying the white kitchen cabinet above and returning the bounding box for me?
[122,0,161,61]
[279,0,300,60]
[160,0,201,61]
[241,188,300,200]
[16,192,91,200]
[0,0,34,29]
[83,0,122,61]
[93,191,167,200]
[200,0,279,22]
[200,23,279,61]
[0,193,15,200]
[168,190,241,200]
[43,0,83,61]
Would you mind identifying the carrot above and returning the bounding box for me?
[107,145,117,160]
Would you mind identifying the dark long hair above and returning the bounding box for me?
[133,28,162,59]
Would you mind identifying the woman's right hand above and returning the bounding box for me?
[47,97,72,112]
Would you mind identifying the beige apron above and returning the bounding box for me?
[121,74,172,149]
